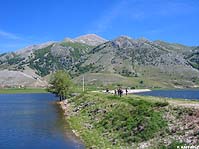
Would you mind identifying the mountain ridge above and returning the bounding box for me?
[0,34,199,88]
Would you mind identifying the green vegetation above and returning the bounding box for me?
[67,92,169,148]
[7,56,25,65]
[48,70,73,100]
[61,41,93,50]
[27,43,93,77]
[29,45,55,76]
[0,88,47,94]
[60,41,93,60]
[73,73,174,90]
[185,48,199,71]
[160,140,187,149]
[62,90,199,148]
[28,45,73,77]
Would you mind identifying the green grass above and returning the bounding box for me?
[160,140,187,149]
[0,88,48,94]
[73,73,170,90]
[62,91,199,148]
[66,92,169,148]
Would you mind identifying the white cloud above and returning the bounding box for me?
[0,29,32,52]
[0,30,23,40]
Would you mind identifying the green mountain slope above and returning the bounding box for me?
[0,34,199,88]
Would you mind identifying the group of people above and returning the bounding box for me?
[106,88,128,97]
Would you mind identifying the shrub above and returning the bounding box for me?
[154,101,169,107]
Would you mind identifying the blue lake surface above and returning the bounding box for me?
[0,93,84,149]
[135,89,199,100]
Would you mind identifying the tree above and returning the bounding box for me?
[48,70,73,101]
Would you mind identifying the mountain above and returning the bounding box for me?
[74,34,107,46]
[62,34,107,46]
[77,36,199,88]
[15,41,55,58]
[0,69,47,88]
[153,40,194,54]
[186,46,199,70]
[0,34,199,88]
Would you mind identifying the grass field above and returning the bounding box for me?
[0,88,48,94]
[73,72,199,90]
[63,92,199,148]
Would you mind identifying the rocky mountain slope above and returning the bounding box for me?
[0,69,47,88]
[0,34,199,88]
[74,34,107,46]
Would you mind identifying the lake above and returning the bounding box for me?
[0,93,84,149]
[135,89,199,100]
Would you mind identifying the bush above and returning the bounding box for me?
[167,141,186,149]
[48,70,73,100]
[154,101,169,107]
[139,80,144,84]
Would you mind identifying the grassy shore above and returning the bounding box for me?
[62,92,199,148]
[0,88,48,94]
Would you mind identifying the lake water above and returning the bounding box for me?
[135,89,199,100]
[0,93,84,149]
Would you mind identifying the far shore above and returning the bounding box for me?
[0,88,48,94]
[92,89,152,94]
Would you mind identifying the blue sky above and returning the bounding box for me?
[0,0,199,53]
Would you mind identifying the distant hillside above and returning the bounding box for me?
[186,46,199,70]
[0,34,199,88]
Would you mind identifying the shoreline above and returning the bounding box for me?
[0,88,48,94]
[55,101,85,149]
[92,89,152,94]
[58,100,82,139]
[58,91,199,148]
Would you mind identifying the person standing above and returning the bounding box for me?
[125,88,128,95]
[114,89,117,95]
[117,88,120,96]
[118,88,123,97]
[106,88,109,93]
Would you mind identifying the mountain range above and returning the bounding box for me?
[0,34,199,88]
